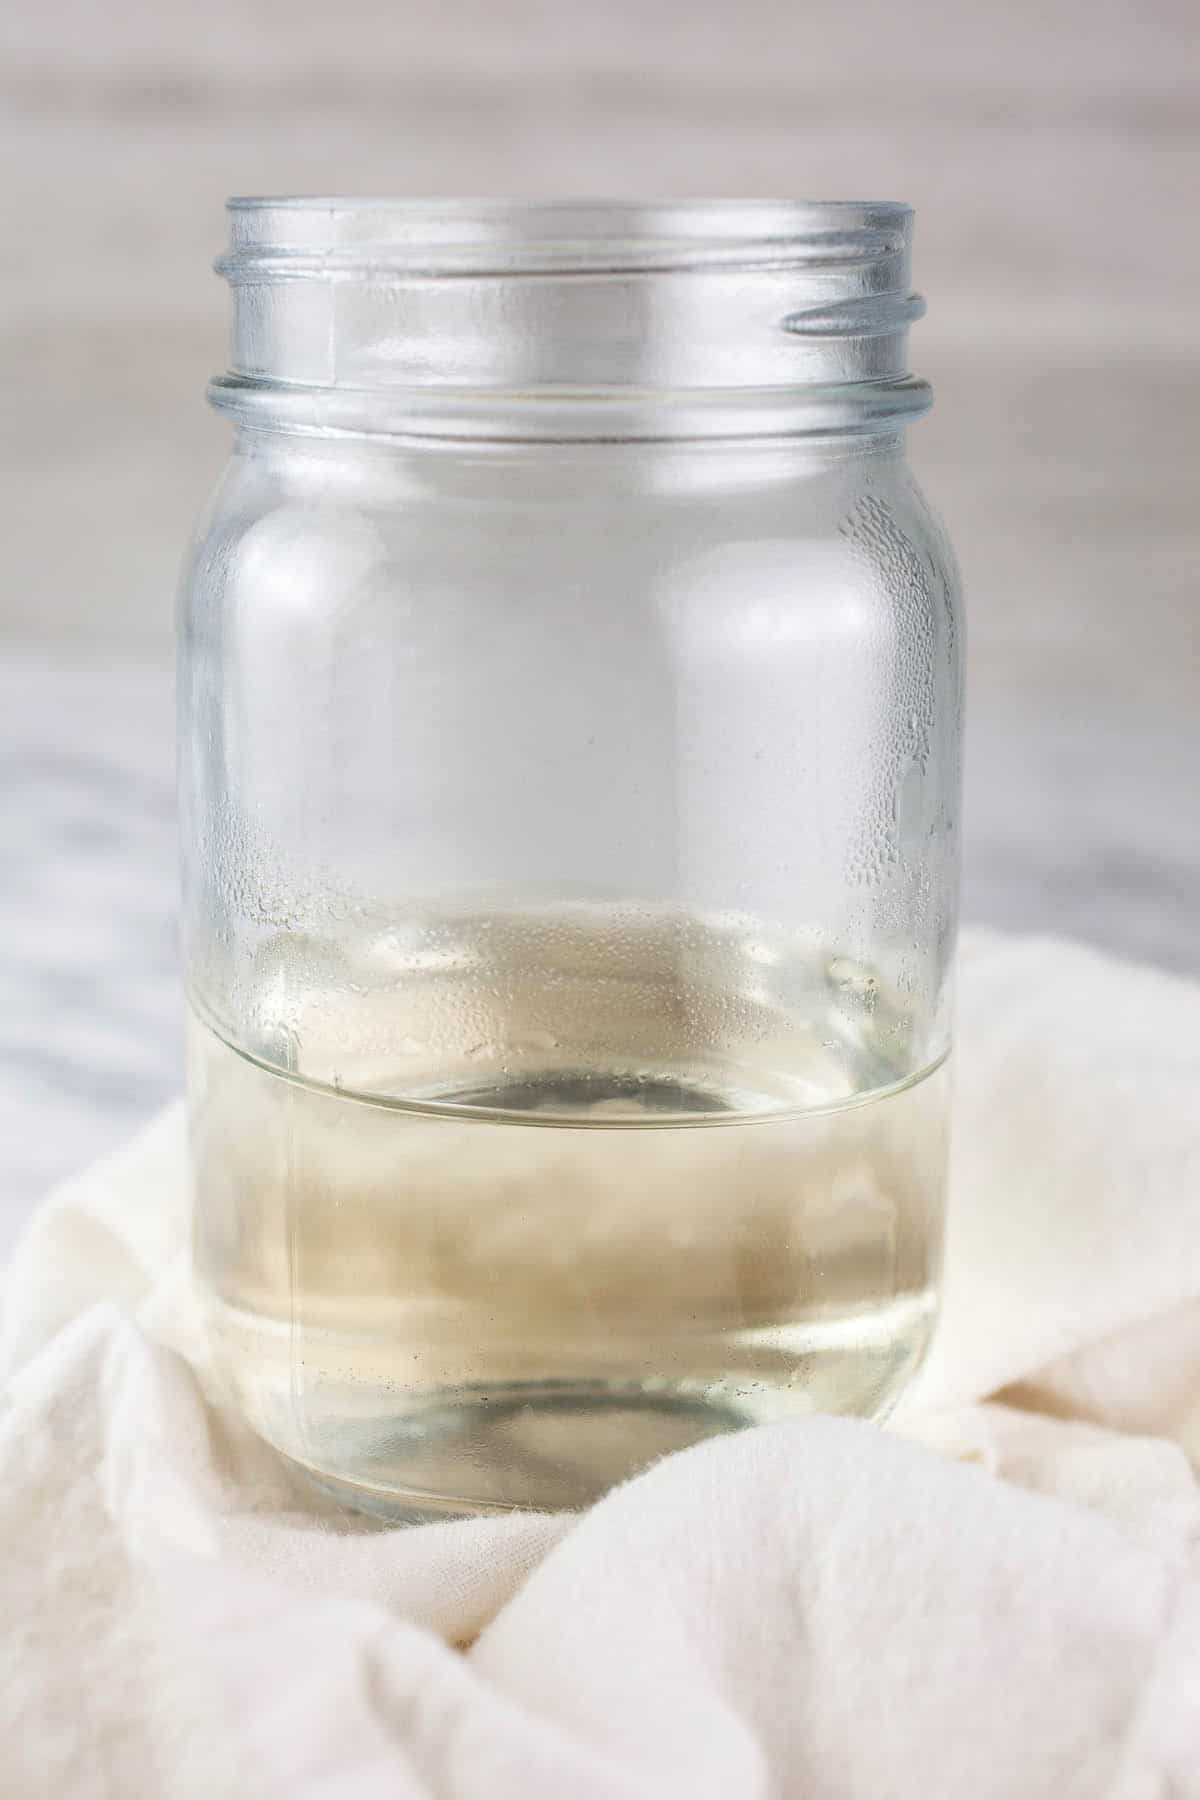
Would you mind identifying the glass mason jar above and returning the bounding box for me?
[179,199,963,1518]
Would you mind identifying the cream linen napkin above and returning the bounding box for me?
[2,931,1198,1798]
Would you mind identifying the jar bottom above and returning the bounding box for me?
[204,1291,936,1519]
[189,904,947,1520]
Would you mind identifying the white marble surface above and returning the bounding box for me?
[1,657,178,1241]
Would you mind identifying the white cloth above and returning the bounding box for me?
[2,931,1199,1798]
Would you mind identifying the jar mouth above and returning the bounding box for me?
[219,197,914,279]
[213,197,930,440]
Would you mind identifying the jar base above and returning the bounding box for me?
[278,1386,755,1522]
[211,1296,936,1521]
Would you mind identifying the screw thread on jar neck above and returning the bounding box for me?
[211,198,931,442]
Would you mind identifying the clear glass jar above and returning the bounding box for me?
[179,200,963,1518]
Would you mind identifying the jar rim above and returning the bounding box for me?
[220,197,913,279]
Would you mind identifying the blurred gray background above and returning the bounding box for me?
[3,0,1198,1232]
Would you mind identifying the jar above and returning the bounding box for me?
[179,199,963,1519]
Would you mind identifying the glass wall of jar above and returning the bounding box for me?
[179,200,963,1517]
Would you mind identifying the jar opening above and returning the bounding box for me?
[212,198,930,442]
[220,197,913,277]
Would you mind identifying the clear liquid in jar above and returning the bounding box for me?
[189,905,947,1517]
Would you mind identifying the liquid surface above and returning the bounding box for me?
[189,906,948,1516]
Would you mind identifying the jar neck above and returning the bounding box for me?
[211,199,932,444]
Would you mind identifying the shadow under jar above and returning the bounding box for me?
[179,199,963,1519]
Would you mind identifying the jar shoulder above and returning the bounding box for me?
[179,440,963,649]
